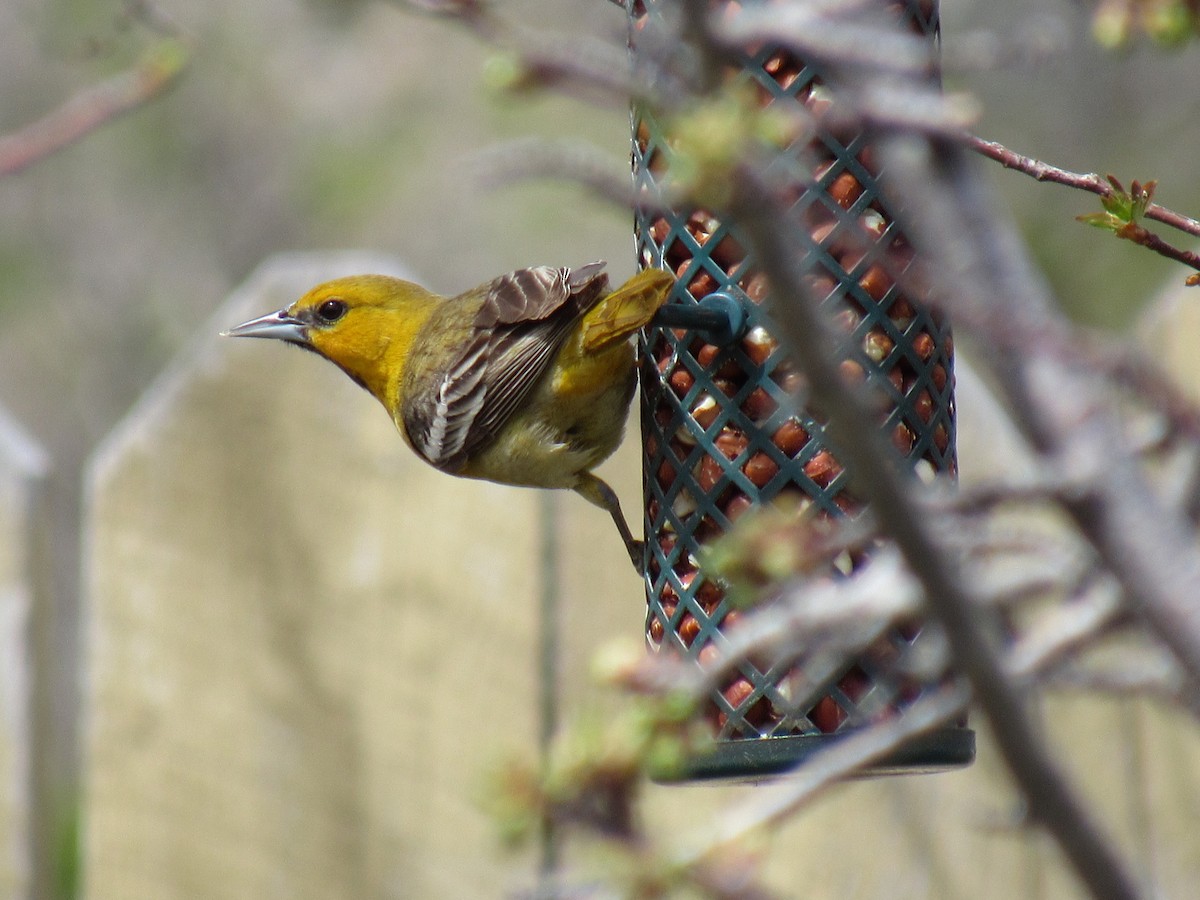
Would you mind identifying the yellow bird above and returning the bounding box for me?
[224,262,673,572]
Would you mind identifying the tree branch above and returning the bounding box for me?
[674,684,970,869]
[0,40,188,178]
[969,133,1200,242]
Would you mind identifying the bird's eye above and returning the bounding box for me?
[316,298,348,323]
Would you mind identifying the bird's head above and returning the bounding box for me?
[223,274,440,405]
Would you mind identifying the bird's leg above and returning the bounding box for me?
[573,472,645,575]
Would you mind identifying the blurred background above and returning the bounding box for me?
[3,0,1200,896]
[5,0,1200,473]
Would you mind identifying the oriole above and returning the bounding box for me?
[224,262,673,572]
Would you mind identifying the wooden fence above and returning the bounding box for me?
[1,253,1198,898]
[0,406,44,899]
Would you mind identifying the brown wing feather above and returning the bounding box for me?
[406,262,610,470]
[475,261,608,328]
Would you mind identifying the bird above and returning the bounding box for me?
[223,261,674,573]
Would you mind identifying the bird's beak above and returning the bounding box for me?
[221,309,308,344]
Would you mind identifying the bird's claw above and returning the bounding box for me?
[629,539,646,577]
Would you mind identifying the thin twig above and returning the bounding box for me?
[969,555,1096,611]
[674,684,970,868]
[719,1,937,78]
[968,134,1200,241]
[1007,580,1127,679]
[1046,655,1200,717]
[399,0,651,108]
[474,138,663,211]
[495,29,647,107]
[619,550,923,701]
[0,40,187,178]
[1110,220,1200,273]
[929,469,1091,512]
[697,553,927,708]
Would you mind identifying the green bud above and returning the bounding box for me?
[658,689,699,724]
[644,734,690,780]
[481,51,528,95]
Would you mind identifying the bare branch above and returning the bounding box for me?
[397,0,650,107]
[719,0,936,78]
[693,550,928,705]
[1111,221,1200,273]
[1008,580,1127,679]
[616,549,925,702]
[0,40,188,178]
[969,134,1200,241]
[673,684,970,868]
[473,138,652,210]
[930,469,1092,512]
[1046,655,1200,717]
[488,30,646,107]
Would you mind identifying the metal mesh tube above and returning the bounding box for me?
[632,0,973,779]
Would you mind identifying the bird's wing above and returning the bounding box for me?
[475,261,607,327]
[407,262,609,470]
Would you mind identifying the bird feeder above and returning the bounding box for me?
[632,0,974,779]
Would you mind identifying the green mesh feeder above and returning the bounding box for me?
[632,0,974,780]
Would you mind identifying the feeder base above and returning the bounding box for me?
[653,727,976,783]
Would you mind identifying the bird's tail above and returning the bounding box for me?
[580,268,674,352]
